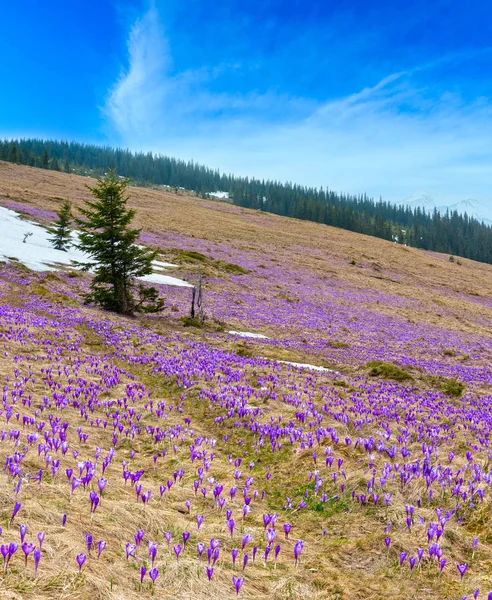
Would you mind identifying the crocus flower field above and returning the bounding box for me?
[0,163,492,599]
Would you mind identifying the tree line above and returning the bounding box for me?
[2,138,492,264]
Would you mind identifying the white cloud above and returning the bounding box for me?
[104,5,171,139]
[104,7,492,216]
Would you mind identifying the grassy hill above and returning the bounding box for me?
[0,161,491,599]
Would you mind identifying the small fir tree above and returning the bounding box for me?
[75,171,164,316]
[48,200,72,251]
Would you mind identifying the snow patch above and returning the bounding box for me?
[0,206,191,287]
[153,260,178,268]
[209,191,229,200]
[228,330,268,339]
[140,273,192,287]
[277,360,336,373]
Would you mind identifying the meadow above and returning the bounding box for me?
[0,161,491,599]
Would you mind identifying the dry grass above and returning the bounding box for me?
[1,161,492,339]
[0,163,492,598]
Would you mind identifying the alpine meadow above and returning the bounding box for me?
[1,2,492,599]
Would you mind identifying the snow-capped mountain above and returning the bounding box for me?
[401,193,492,225]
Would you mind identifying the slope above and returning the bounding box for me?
[0,162,491,599]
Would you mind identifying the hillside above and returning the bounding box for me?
[0,161,492,599]
[3,139,492,265]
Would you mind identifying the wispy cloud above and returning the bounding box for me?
[103,5,492,213]
[104,5,171,139]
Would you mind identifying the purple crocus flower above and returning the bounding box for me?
[231,547,239,566]
[197,542,205,560]
[125,543,136,560]
[86,533,93,554]
[97,540,106,558]
[196,515,204,530]
[97,478,107,496]
[283,523,292,539]
[149,567,159,584]
[134,529,145,546]
[243,552,249,572]
[212,548,220,566]
[232,576,244,596]
[384,537,391,549]
[148,541,158,566]
[457,564,468,581]
[242,533,253,550]
[76,553,86,573]
[140,565,146,584]
[10,502,21,525]
[399,552,407,567]
[210,538,220,551]
[263,514,272,529]
[62,514,67,527]
[33,549,41,574]
[164,531,172,547]
[89,491,99,515]
[293,540,304,567]
[182,532,190,548]
[472,538,479,559]
[206,566,214,581]
[173,544,182,561]
[19,524,27,543]
[21,542,34,566]
[37,532,45,550]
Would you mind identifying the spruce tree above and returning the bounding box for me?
[75,171,164,316]
[48,200,72,251]
[8,143,18,164]
[41,150,49,169]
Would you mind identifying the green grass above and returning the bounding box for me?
[173,249,250,274]
[175,249,208,262]
[328,341,349,349]
[213,260,250,274]
[366,361,413,381]
[439,377,465,397]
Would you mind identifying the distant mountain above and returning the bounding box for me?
[404,192,438,210]
[402,193,492,225]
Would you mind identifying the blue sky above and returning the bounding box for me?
[1,0,492,211]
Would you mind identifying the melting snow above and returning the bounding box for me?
[0,206,192,287]
[140,273,192,287]
[153,260,178,268]
[228,330,269,339]
[209,191,229,200]
[277,360,336,373]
